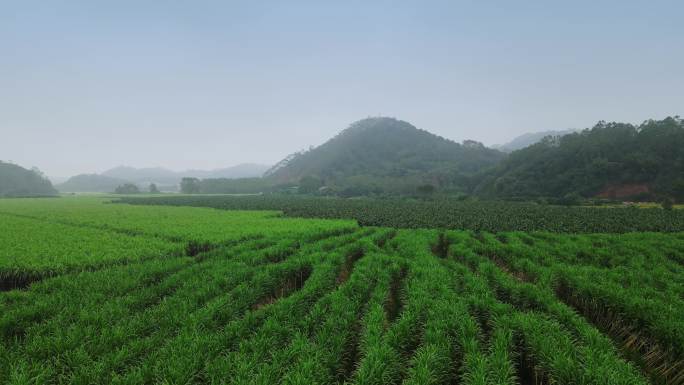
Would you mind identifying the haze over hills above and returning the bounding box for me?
[0,161,57,197]
[9,116,684,201]
[264,117,505,195]
[56,174,129,193]
[102,164,270,184]
[493,129,578,153]
[55,163,270,192]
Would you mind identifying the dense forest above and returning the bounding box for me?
[180,116,684,201]
[263,117,505,196]
[0,161,57,197]
[475,117,684,202]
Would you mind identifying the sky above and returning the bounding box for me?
[1,0,682,178]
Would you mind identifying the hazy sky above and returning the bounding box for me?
[2,0,682,177]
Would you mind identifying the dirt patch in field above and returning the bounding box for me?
[0,274,39,292]
[596,183,650,199]
[185,241,215,257]
[432,232,450,259]
[487,253,534,283]
[384,267,407,325]
[515,334,550,385]
[336,249,365,285]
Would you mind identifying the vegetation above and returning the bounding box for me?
[114,183,140,194]
[119,195,684,233]
[158,116,684,201]
[197,177,272,194]
[56,173,129,193]
[1,197,682,384]
[0,213,179,288]
[0,197,355,245]
[494,128,577,152]
[476,117,684,202]
[180,177,201,194]
[263,117,505,195]
[0,161,57,197]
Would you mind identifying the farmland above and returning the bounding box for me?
[119,194,684,233]
[1,197,683,385]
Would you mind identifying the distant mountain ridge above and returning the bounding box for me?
[102,163,270,184]
[494,129,577,152]
[56,163,270,192]
[56,174,128,193]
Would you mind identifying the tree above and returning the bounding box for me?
[298,176,323,194]
[114,183,140,194]
[417,184,435,195]
[672,178,684,203]
[558,192,582,206]
[149,183,160,194]
[180,177,201,194]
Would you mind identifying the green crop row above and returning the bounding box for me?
[0,213,181,284]
[448,230,684,384]
[118,194,684,233]
[0,198,358,291]
[0,197,357,243]
[2,197,682,384]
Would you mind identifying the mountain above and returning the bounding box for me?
[185,164,271,179]
[0,161,58,197]
[475,117,684,201]
[265,117,506,195]
[56,174,129,193]
[102,166,177,184]
[494,129,577,152]
[101,164,270,185]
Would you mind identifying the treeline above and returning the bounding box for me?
[0,161,57,197]
[179,177,273,194]
[118,194,684,233]
[173,116,684,203]
[475,117,684,202]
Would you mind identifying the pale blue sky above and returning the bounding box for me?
[1,0,682,177]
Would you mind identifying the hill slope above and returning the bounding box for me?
[476,117,684,201]
[0,161,57,197]
[101,164,270,185]
[57,174,129,193]
[266,117,505,195]
[495,129,577,152]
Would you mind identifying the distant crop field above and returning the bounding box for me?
[119,194,684,233]
[1,197,683,384]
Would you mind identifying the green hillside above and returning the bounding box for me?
[57,173,129,193]
[475,117,684,202]
[265,117,505,196]
[0,161,57,197]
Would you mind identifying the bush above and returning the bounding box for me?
[114,184,140,194]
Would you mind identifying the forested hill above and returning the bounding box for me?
[0,161,57,197]
[265,117,505,195]
[475,117,684,201]
[56,174,129,193]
